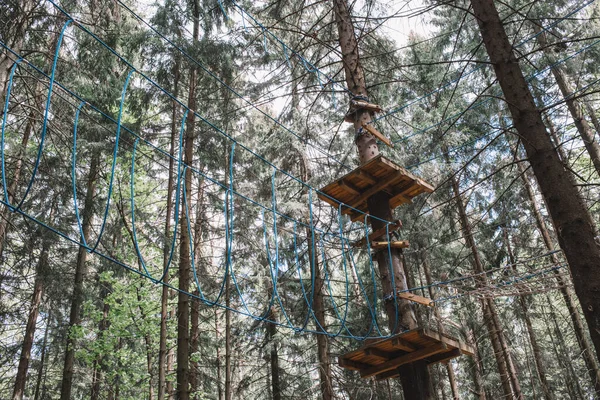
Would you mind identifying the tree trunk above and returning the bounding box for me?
[225,273,232,400]
[447,172,518,399]
[59,154,100,400]
[470,0,600,365]
[421,250,460,400]
[533,24,600,177]
[331,0,432,396]
[517,149,600,393]
[33,308,51,400]
[176,2,200,398]
[159,48,181,400]
[464,325,486,400]
[503,228,554,400]
[267,310,281,400]
[12,241,50,400]
[90,299,110,400]
[300,156,333,400]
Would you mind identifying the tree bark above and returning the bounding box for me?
[12,240,50,400]
[470,0,600,365]
[267,309,281,400]
[59,154,99,400]
[533,24,600,177]
[331,0,432,397]
[517,159,600,393]
[159,47,181,400]
[447,171,518,399]
[33,308,51,400]
[420,251,460,400]
[503,228,554,400]
[300,155,333,400]
[176,2,200,398]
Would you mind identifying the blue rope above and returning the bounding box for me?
[1,58,23,210]
[12,20,71,211]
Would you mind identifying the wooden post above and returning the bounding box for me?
[331,1,433,398]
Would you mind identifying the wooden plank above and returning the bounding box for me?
[420,328,474,356]
[345,171,406,211]
[426,349,461,365]
[371,240,410,249]
[390,337,417,352]
[338,179,362,195]
[397,292,434,307]
[360,342,447,379]
[351,220,402,248]
[356,170,377,185]
[338,357,371,371]
[364,347,392,361]
[362,123,393,148]
[351,100,383,113]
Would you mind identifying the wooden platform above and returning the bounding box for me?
[318,155,434,222]
[338,328,474,380]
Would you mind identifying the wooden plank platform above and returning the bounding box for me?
[338,328,474,380]
[317,155,434,222]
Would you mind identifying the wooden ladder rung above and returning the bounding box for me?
[370,240,410,249]
[351,220,402,248]
[396,292,434,307]
[362,123,393,148]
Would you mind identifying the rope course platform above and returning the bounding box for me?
[338,328,474,380]
[317,155,434,222]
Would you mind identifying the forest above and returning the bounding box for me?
[1,0,600,398]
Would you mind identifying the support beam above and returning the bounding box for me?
[360,343,447,379]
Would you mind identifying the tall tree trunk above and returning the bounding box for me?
[159,49,181,400]
[331,0,431,397]
[464,325,486,400]
[420,251,460,400]
[447,171,519,399]
[90,297,110,400]
[59,154,100,400]
[177,2,200,398]
[470,0,600,364]
[33,308,51,400]
[224,273,232,400]
[532,24,600,177]
[12,240,50,400]
[517,160,600,393]
[300,155,333,400]
[267,309,282,400]
[503,228,554,400]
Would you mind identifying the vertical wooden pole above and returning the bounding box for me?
[331,1,432,398]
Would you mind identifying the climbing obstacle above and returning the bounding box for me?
[317,154,434,222]
[338,328,475,380]
[319,100,473,378]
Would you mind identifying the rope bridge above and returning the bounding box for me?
[0,0,577,341]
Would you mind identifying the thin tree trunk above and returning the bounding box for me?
[533,24,600,177]
[464,326,486,400]
[176,2,200,398]
[331,0,432,396]
[224,273,232,400]
[421,250,460,400]
[159,49,181,400]
[12,241,50,400]
[300,155,333,400]
[447,171,517,399]
[59,154,100,400]
[267,309,281,400]
[517,155,600,393]
[503,227,554,400]
[33,308,51,400]
[470,0,600,368]
[90,298,110,400]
